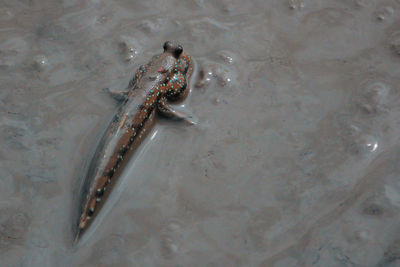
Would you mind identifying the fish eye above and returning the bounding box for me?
[163,41,172,52]
[174,45,183,58]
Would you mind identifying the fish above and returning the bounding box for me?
[75,41,194,242]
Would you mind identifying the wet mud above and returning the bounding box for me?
[1,0,400,266]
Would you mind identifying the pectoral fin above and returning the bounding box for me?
[157,97,198,125]
[102,87,129,102]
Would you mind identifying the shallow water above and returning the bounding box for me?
[1,0,400,266]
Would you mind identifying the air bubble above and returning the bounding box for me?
[33,55,49,71]
[289,0,305,9]
[376,6,394,21]
[160,235,179,259]
[137,19,165,34]
[118,36,139,62]
[217,50,235,64]
[365,139,378,152]
[355,230,371,242]
[195,61,235,88]
[357,82,390,114]
[342,124,379,154]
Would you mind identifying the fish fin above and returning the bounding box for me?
[157,97,198,125]
[73,228,82,245]
[102,87,129,102]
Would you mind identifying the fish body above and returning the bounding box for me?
[76,41,194,240]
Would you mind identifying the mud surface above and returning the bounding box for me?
[1,0,400,266]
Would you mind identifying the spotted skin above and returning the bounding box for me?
[75,42,193,241]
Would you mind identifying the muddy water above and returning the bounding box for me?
[1,0,400,266]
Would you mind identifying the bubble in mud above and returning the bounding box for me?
[212,97,221,105]
[289,0,305,9]
[357,82,390,114]
[355,230,371,242]
[137,19,164,34]
[365,140,379,152]
[195,61,235,88]
[341,124,379,154]
[160,235,179,259]
[195,69,213,88]
[216,50,235,64]
[160,218,182,259]
[355,127,379,153]
[376,6,394,21]
[118,36,139,62]
[214,66,233,86]
[167,221,181,232]
[33,55,49,71]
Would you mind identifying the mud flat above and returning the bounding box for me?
[1,0,400,266]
